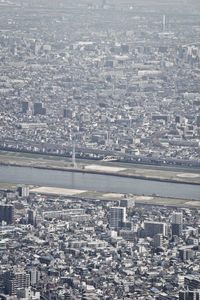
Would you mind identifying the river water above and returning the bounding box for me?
[0,165,200,200]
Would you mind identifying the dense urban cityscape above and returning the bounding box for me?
[0,0,200,299]
[0,0,200,166]
[1,187,200,299]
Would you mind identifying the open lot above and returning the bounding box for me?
[84,164,126,172]
[177,173,200,178]
[30,186,87,196]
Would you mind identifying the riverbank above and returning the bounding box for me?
[0,150,200,185]
[1,163,200,201]
[27,186,200,209]
[1,161,200,186]
[1,182,200,208]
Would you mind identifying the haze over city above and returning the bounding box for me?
[0,1,200,299]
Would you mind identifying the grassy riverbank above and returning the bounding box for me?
[0,150,200,184]
[1,182,200,208]
[0,150,200,208]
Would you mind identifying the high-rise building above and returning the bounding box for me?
[184,276,200,290]
[33,103,46,116]
[17,287,40,300]
[175,116,184,124]
[110,207,126,230]
[172,223,182,237]
[63,108,67,118]
[101,0,106,8]
[144,221,167,238]
[0,204,14,224]
[28,268,40,285]
[22,101,32,113]
[28,209,36,226]
[34,41,41,55]
[63,108,73,119]
[121,44,129,54]
[3,270,30,295]
[179,290,200,300]
[172,212,183,224]
[154,234,163,248]
[172,212,183,237]
[120,198,135,209]
[179,248,194,261]
[196,116,200,127]
[18,186,29,197]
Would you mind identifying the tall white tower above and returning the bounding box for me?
[106,130,110,147]
[72,140,76,167]
[162,15,166,32]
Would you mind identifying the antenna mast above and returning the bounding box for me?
[162,15,166,32]
[72,139,76,168]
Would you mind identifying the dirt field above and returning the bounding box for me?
[30,186,87,196]
[102,193,124,198]
[177,173,200,178]
[85,164,126,172]
[185,201,200,207]
[134,196,154,202]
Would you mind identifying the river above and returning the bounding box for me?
[0,165,200,200]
